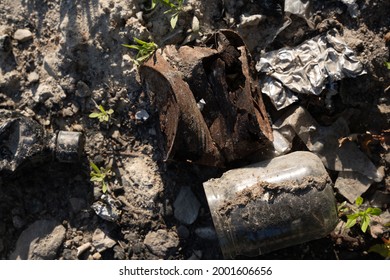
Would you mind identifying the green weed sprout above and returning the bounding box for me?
[149,0,184,29]
[344,196,382,233]
[385,61,390,70]
[122,37,158,65]
[90,161,112,193]
[89,104,114,123]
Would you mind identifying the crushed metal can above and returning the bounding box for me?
[256,28,366,110]
[140,30,273,167]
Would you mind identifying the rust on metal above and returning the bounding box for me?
[140,30,273,167]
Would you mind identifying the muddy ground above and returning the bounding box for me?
[0,0,389,260]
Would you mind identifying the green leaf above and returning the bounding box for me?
[90,176,104,182]
[170,13,178,29]
[366,207,382,216]
[106,109,114,115]
[89,112,100,118]
[369,244,390,258]
[345,217,357,229]
[98,105,106,113]
[90,161,100,173]
[122,44,141,51]
[355,196,363,206]
[361,214,370,233]
[384,61,390,70]
[101,115,109,122]
[147,0,157,10]
[133,37,148,45]
[102,181,108,193]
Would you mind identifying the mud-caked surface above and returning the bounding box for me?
[0,0,389,259]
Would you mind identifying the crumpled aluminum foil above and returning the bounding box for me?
[256,29,366,110]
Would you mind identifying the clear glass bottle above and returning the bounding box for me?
[203,151,338,259]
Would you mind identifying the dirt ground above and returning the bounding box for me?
[0,0,389,260]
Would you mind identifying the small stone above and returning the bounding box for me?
[92,252,101,260]
[10,219,66,260]
[173,186,200,225]
[135,109,149,121]
[13,29,33,42]
[43,52,62,78]
[143,229,179,258]
[75,80,91,98]
[0,35,11,52]
[92,228,117,253]
[62,107,74,117]
[194,226,217,240]
[77,242,92,257]
[238,14,266,28]
[176,225,190,239]
[34,83,53,103]
[27,72,39,83]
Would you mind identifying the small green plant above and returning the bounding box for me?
[90,161,112,193]
[89,104,114,123]
[385,61,390,70]
[149,0,184,29]
[344,197,382,233]
[122,37,158,65]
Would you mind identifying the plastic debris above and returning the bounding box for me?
[340,0,360,18]
[285,0,314,27]
[140,30,273,167]
[272,106,384,200]
[91,194,121,222]
[203,151,338,258]
[335,171,373,203]
[256,29,366,110]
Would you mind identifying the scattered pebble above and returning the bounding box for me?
[194,226,217,240]
[13,29,33,42]
[92,252,101,260]
[76,242,92,257]
[27,72,39,83]
[10,220,66,260]
[143,229,179,258]
[92,228,117,253]
[173,186,200,225]
[135,109,150,121]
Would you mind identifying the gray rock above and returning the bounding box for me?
[143,229,179,258]
[135,109,149,121]
[194,226,218,240]
[0,34,11,52]
[10,219,66,260]
[43,51,62,78]
[92,228,116,253]
[34,83,53,103]
[75,80,92,97]
[176,225,190,239]
[13,29,33,42]
[173,186,200,225]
